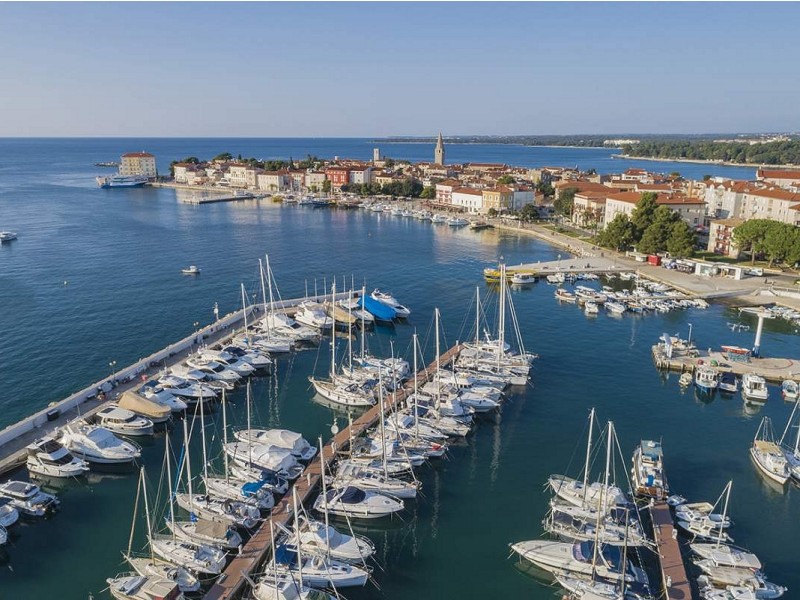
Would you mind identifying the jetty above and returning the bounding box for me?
[650,502,692,600]
[204,344,462,600]
[652,346,799,384]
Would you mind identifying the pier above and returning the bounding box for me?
[652,345,799,384]
[204,344,462,600]
[650,502,691,600]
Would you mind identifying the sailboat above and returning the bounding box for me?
[675,482,733,543]
[778,401,800,481]
[258,255,319,344]
[750,417,789,484]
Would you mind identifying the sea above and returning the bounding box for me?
[0,139,796,600]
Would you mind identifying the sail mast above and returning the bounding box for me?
[182,415,194,513]
[241,283,250,346]
[582,407,595,506]
[222,389,230,483]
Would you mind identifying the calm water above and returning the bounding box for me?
[0,140,796,600]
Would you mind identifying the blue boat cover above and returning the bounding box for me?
[358,295,397,321]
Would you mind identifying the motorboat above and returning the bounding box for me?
[156,375,218,403]
[117,391,173,424]
[605,301,627,314]
[182,265,201,275]
[95,404,155,436]
[676,493,733,542]
[383,413,447,442]
[238,331,295,354]
[697,570,786,598]
[370,289,411,318]
[149,534,228,576]
[679,372,693,387]
[331,460,420,499]
[555,288,577,303]
[290,516,375,563]
[548,475,629,512]
[781,380,799,401]
[165,518,243,551]
[0,480,59,517]
[269,544,371,588]
[313,485,404,519]
[185,357,244,382]
[106,573,184,600]
[259,312,320,343]
[510,272,537,286]
[169,365,235,391]
[126,556,201,595]
[228,463,289,496]
[0,231,17,242]
[294,301,333,330]
[431,213,447,223]
[584,301,600,315]
[233,429,317,461]
[338,297,375,326]
[199,347,260,375]
[0,498,20,528]
[357,294,397,322]
[742,373,769,402]
[719,372,739,394]
[750,417,789,484]
[546,273,566,284]
[690,542,762,570]
[631,440,668,500]
[695,366,719,393]
[138,382,188,413]
[26,436,89,478]
[224,441,305,480]
[59,422,141,464]
[203,475,276,511]
[446,216,469,226]
[253,573,337,600]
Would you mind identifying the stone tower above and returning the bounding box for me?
[434,132,445,165]
[373,148,381,163]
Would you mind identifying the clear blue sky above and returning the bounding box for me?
[1,2,798,137]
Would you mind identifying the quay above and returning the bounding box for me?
[148,182,264,203]
[652,345,800,383]
[650,502,692,600]
[204,344,463,600]
[0,291,353,476]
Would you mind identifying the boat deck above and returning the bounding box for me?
[203,344,462,600]
[650,501,692,600]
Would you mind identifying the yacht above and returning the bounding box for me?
[718,372,739,394]
[155,375,218,403]
[125,556,201,594]
[165,518,243,551]
[548,475,629,512]
[138,383,188,413]
[174,492,260,529]
[197,348,257,376]
[294,301,333,330]
[331,460,420,499]
[751,417,789,484]
[544,501,650,547]
[149,534,227,577]
[106,573,184,600]
[510,272,537,286]
[202,475,276,511]
[291,516,375,563]
[253,573,337,600]
[0,231,17,242]
[605,301,627,314]
[233,429,317,461]
[690,542,762,570]
[742,373,769,402]
[446,216,469,226]
[431,213,448,223]
[181,265,201,275]
[224,441,305,480]
[781,379,799,401]
[268,544,371,588]
[259,312,320,342]
[59,422,142,464]
[309,377,375,408]
[0,498,20,528]
[0,480,59,517]
[695,366,719,393]
[184,357,244,382]
[370,289,411,318]
[95,405,155,436]
[631,439,668,500]
[221,343,274,371]
[26,436,89,478]
[313,485,404,519]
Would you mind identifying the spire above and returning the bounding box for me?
[434,132,445,166]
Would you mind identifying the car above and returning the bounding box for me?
[745,267,764,276]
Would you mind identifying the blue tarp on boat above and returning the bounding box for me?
[358,295,396,321]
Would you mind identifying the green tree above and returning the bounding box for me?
[520,204,539,222]
[213,152,233,162]
[763,222,800,267]
[554,187,578,217]
[630,192,659,238]
[666,221,696,258]
[487,208,498,217]
[733,219,774,264]
[420,186,436,199]
[497,175,515,185]
[598,214,636,251]
[322,179,332,193]
[637,206,679,254]
[536,181,555,197]
[384,158,395,169]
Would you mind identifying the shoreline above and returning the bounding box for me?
[611,153,795,170]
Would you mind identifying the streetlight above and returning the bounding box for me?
[193,321,200,346]
[213,303,219,322]
[108,360,117,385]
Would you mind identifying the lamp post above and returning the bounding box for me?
[213,302,219,322]
[193,321,200,347]
[108,360,117,385]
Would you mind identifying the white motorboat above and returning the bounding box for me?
[370,289,411,318]
[26,436,89,478]
[203,475,276,511]
[313,485,404,519]
[679,372,694,387]
[233,429,317,461]
[548,475,628,512]
[331,460,420,499]
[138,382,188,412]
[584,300,600,315]
[224,441,304,480]
[253,573,336,600]
[0,231,18,242]
[241,332,295,354]
[697,570,786,598]
[106,572,185,600]
[631,439,668,500]
[719,372,739,394]
[695,366,719,393]
[184,357,243,383]
[291,516,375,563]
[169,365,235,391]
[383,413,447,442]
[751,417,790,484]
[260,312,320,342]
[117,391,172,425]
[165,518,243,551]
[431,213,447,223]
[781,379,799,401]
[0,498,20,528]
[156,375,218,403]
[181,265,200,275]
[446,216,469,226]
[196,349,256,376]
[690,542,762,570]
[0,480,59,517]
[95,405,155,436]
[149,534,228,576]
[511,272,537,286]
[220,343,274,371]
[126,556,201,594]
[294,301,333,330]
[675,495,732,542]
[605,301,627,314]
[59,422,141,464]
[555,288,578,303]
[742,373,769,402]
[269,544,371,588]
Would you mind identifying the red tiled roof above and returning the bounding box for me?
[757,168,800,180]
[122,152,154,158]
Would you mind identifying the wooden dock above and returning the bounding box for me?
[203,344,462,600]
[652,345,800,384]
[650,502,692,600]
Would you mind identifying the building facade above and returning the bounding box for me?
[120,152,157,178]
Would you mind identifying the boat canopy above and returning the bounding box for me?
[118,391,171,420]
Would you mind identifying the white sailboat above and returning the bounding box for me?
[750,417,789,484]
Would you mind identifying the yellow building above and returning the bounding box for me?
[481,186,514,213]
[120,152,157,178]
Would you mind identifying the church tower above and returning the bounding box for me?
[434,132,445,165]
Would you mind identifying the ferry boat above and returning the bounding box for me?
[631,440,668,500]
[96,175,148,188]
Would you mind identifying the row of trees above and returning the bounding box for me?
[596,193,696,257]
[339,179,424,198]
[733,219,800,267]
[622,140,800,166]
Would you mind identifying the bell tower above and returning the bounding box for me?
[434,132,445,165]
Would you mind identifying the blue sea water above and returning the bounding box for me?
[0,139,796,600]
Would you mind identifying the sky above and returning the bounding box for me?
[0,2,798,137]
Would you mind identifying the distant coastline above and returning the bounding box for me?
[611,153,787,170]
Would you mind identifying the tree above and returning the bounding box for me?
[630,192,659,237]
[384,158,395,169]
[666,221,696,258]
[733,219,774,264]
[520,204,539,222]
[598,214,636,251]
[487,208,498,218]
[497,175,515,185]
[420,186,436,199]
[554,187,578,217]
[703,174,712,181]
[637,206,679,254]
[536,181,555,197]
[213,152,233,162]
[322,180,332,193]
[763,222,800,267]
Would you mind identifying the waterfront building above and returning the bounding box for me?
[511,186,535,210]
[572,191,608,227]
[554,180,612,200]
[481,186,514,213]
[756,168,800,189]
[325,166,351,190]
[451,187,484,213]
[119,152,157,178]
[434,132,445,165]
[227,164,260,189]
[740,187,800,225]
[304,171,326,191]
[707,218,745,258]
[349,165,373,185]
[257,170,290,192]
[434,179,460,205]
[603,192,706,229]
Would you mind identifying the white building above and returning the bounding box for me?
[349,166,372,185]
[304,171,326,191]
[120,152,157,178]
[257,171,290,192]
[227,164,259,188]
[604,192,706,229]
[451,187,484,213]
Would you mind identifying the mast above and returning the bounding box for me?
[222,389,230,483]
[319,436,331,558]
[266,254,275,314]
[182,415,194,513]
[258,259,269,340]
[200,388,208,480]
[330,281,336,380]
[246,380,253,466]
[498,262,506,367]
[475,286,481,346]
[127,467,143,557]
[582,408,596,506]
[165,435,175,531]
[141,466,153,547]
[292,488,304,588]
[434,308,441,409]
[716,481,732,548]
[241,283,250,346]
[378,372,388,478]
[413,332,420,438]
[360,286,366,361]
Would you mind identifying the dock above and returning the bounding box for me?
[650,502,692,600]
[204,344,462,600]
[652,345,799,384]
